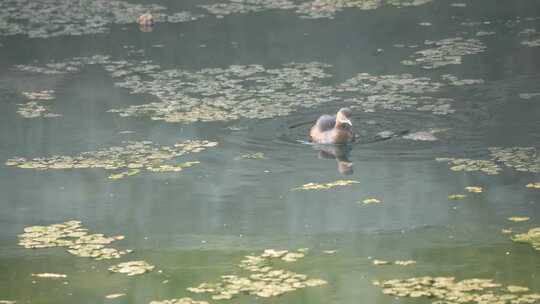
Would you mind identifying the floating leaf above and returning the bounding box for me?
[293,180,359,191]
[394,260,416,266]
[489,147,540,173]
[508,286,530,293]
[373,259,390,265]
[436,157,501,175]
[109,261,155,276]
[235,152,265,160]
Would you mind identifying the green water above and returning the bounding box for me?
[0,0,540,303]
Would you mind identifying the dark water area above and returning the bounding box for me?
[0,0,539,303]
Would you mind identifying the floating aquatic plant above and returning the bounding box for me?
[17,90,60,118]
[150,298,208,304]
[373,276,540,303]
[508,217,530,222]
[14,54,462,122]
[489,147,540,173]
[187,249,326,300]
[235,152,265,160]
[526,182,540,189]
[292,180,359,191]
[0,0,203,38]
[465,186,483,193]
[6,140,217,180]
[512,228,540,251]
[402,37,487,69]
[105,293,126,299]
[436,157,501,175]
[442,74,484,86]
[362,198,381,204]
[109,261,155,276]
[373,259,415,266]
[519,93,540,100]
[18,220,129,260]
[448,194,467,200]
[31,273,67,279]
[198,0,431,20]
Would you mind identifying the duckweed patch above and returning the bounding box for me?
[0,0,203,38]
[17,90,60,118]
[373,276,540,303]
[109,261,155,276]
[187,249,326,300]
[512,228,540,251]
[18,220,130,260]
[292,180,359,191]
[6,140,217,180]
[402,37,486,69]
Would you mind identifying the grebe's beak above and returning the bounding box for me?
[339,118,352,126]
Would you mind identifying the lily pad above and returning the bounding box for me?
[105,293,126,299]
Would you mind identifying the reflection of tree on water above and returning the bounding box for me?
[312,144,354,175]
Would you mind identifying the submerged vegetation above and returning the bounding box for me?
[6,140,217,180]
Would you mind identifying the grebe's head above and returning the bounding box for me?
[336,107,352,128]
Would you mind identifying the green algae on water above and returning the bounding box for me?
[6,140,218,180]
[18,220,130,260]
